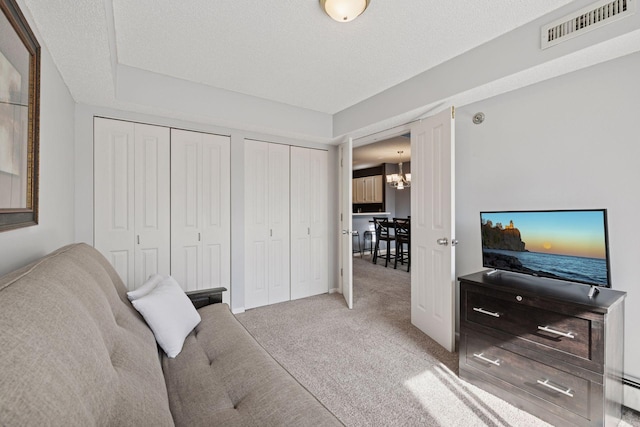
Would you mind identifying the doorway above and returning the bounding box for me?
[352,134,412,276]
[340,107,456,352]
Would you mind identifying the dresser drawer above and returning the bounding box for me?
[458,272,625,427]
[463,333,592,419]
[464,290,592,360]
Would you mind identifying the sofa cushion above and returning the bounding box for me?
[162,303,342,427]
[127,273,163,301]
[0,244,174,426]
[131,275,201,358]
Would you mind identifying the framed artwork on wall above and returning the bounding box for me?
[0,0,40,232]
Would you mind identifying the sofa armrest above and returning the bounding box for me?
[186,287,227,309]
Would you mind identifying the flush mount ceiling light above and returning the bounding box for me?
[320,0,370,22]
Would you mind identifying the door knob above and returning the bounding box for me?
[437,238,449,246]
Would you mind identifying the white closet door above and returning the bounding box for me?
[95,118,169,290]
[244,139,270,309]
[201,133,231,300]
[171,129,203,291]
[290,147,328,300]
[94,118,136,288]
[171,129,231,300]
[267,143,290,304]
[290,146,310,300]
[134,124,170,286]
[244,140,290,309]
[308,149,328,297]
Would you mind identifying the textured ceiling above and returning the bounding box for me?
[353,135,411,169]
[23,0,574,115]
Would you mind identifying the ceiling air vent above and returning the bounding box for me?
[541,0,636,49]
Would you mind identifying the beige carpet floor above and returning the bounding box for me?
[235,256,640,426]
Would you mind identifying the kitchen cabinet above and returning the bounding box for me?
[352,175,383,203]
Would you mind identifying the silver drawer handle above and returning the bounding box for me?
[536,379,574,397]
[472,352,500,366]
[472,307,500,318]
[537,326,575,339]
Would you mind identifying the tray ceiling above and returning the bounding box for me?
[24,0,573,115]
[19,0,640,141]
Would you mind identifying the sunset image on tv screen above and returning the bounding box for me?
[480,210,610,286]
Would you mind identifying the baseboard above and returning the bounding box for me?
[231,307,245,314]
[222,291,230,306]
[329,287,340,294]
[624,377,640,412]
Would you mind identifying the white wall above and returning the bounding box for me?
[334,0,640,138]
[455,52,640,405]
[116,65,333,142]
[74,104,338,313]
[0,5,75,276]
[394,162,411,218]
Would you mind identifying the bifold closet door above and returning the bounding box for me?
[244,140,290,309]
[171,129,230,301]
[94,117,170,290]
[290,147,328,300]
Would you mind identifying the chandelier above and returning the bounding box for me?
[386,151,411,190]
[320,0,370,23]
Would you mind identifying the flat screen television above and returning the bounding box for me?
[480,209,611,287]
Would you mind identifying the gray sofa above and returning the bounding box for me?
[0,243,341,426]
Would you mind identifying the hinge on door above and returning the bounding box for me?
[340,213,343,221]
[341,159,343,167]
[452,106,455,119]
[340,268,343,277]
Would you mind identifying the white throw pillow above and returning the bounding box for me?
[131,276,201,358]
[127,274,163,301]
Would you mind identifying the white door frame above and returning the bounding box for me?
[338,139,353,309]
[410,107,456,352]
[347,110,456,351]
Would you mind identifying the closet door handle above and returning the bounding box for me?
[307,227,310,235]
[137,235,140,245]
[198,232,201,242]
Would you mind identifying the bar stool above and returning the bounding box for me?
[363,230,375,256]
[393,218,410,272]
[352,231,362,257]
[373,217,395,267]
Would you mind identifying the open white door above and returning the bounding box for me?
[339,139,353,309]
[411,107,456,352]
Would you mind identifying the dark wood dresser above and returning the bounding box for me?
[458,271,626,427]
